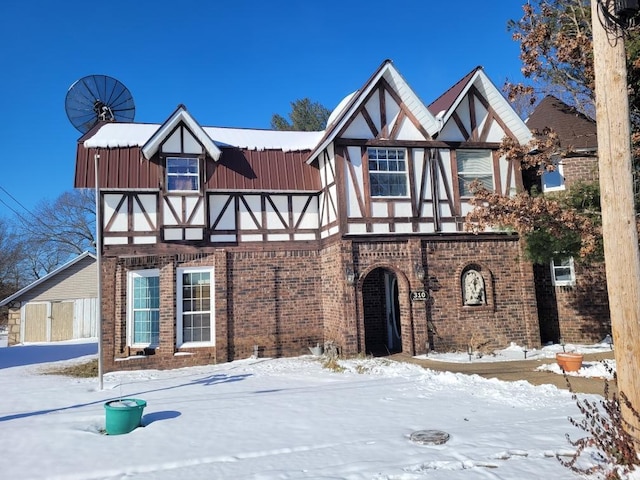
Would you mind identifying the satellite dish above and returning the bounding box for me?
[65,74,135,133]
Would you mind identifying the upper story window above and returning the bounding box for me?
[456,149,494,197]
[551,257,576,287]
[166,157,199,192]
[542,156,565,192]
[367,147,408,197]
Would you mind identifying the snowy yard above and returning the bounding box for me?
[0,339,630,479]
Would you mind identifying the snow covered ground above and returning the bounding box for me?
[0,339,629,479]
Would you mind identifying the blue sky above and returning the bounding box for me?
[0,0,526,216]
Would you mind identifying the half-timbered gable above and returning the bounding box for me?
[74,59,558,373]
[429,68,532,219]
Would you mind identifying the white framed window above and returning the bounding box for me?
[456,149,494,196]
[166,157,199,192]
[551,257,576,286]
[542,156,565,192]
[367,147,408,197]
[177,267,214,347]
[127,269,160,347]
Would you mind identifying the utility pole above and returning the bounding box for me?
[591,0,640,439]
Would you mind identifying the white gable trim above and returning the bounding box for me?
[141,106,222,161]
[306,60,440,164]
[440,69,532,145]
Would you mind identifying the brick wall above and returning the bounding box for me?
[99,234,553,371]
[534,262,610,344]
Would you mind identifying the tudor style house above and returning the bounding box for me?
[75,60,543,372]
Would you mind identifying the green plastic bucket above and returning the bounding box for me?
[104,398,147,435]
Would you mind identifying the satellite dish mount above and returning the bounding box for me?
[65,74,135,133]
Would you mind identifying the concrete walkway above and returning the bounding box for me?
[390,350,616,396]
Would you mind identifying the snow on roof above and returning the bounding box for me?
[84,123,325,152]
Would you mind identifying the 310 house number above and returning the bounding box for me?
[411,290,428,301]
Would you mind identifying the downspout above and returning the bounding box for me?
[94,152,103,390]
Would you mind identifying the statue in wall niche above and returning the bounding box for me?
[462,269,485,306]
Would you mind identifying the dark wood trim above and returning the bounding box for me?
[389,110,405,140]
[452,112,470,140]
[133,195,156,230]
[293,195,314,230]
[469,85,517,140]
[449,150,461,214]
[378,77,432,140]
[360,146,372,232]
[436,150,457,218]
[379,87,388,138]
[343,147,366,217]
[208,194,235,230]
[334,138,502,149]
[429,149,441,231]
[492,150,502,196]
[104,194,127,232]
[360,107,379,137]
[469,94,478,141]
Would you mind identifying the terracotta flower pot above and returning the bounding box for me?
[556,352,584,372]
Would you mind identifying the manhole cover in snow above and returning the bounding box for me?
[410,430,450,445]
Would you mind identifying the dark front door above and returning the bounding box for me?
[362,268,402,356]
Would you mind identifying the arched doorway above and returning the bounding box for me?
[362,267,402,356]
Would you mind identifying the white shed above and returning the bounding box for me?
[0,252,97,346]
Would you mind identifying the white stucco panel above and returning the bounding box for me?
[345,146,364,218]
[394,201,412,217]
[161,128,181,153]
[438,121,466,142]
[185,196,204,225]
[371,202,387,217]
[103,194,128,232]
[132,194,157,232]
[182,128,202,154]
[292,196,318,230]
[266,196,289,229]
[209,195,236,230]
[342,113,374,138]
[163,197,181,226]
[364,94,382,133]
[239,195,262,229]
[394,115,425,141]
[384,90,400,135]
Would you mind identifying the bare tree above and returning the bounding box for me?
[16,189,96,278]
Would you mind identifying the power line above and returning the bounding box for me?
[0,186,40,221]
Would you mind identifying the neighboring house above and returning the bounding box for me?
[526,96,610,344]
[75,59,544,372]
[0,252,98,346]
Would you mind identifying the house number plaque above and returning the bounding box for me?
[411,290,428,302]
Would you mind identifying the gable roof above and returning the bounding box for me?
[305,59,440,164]
[83,121,324,153]
[428,66,481,118]
[141,105,222,161]
[526,96,597,151]
[0,252,96,307]
[429,66,532,144]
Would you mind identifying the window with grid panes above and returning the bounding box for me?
[177,267,213,346]
[127,269,160,346]
[367,147,408,197]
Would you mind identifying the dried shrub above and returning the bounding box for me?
[559,368,640,479]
